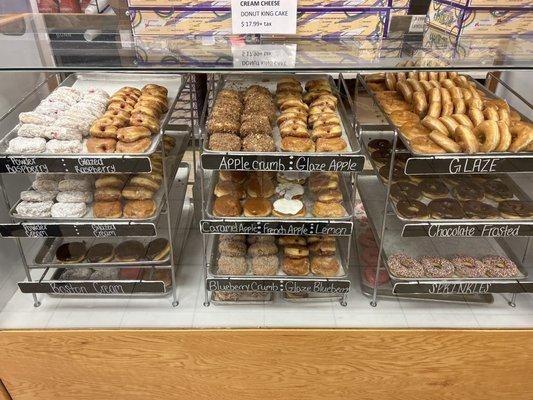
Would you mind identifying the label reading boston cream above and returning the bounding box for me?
[232,44,297,69]
[200,220,353,236]
[231,0,297,35]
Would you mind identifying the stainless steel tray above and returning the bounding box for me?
[359,73,532,157]
[202,74,360,156]
[208,235,348,279]
[205,170,354,221]
[0,72,184,156]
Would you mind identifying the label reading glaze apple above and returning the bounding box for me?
[231,0,297,35]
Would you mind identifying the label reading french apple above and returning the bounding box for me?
[231,0,297,35]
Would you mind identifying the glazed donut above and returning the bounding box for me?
[119,86,142,97]
[422,115,448,135]
[138,95,168,112]
[316,137,347,152]
[473,120,500,152]
[441,79,456,90]
[483,107,499,121]
[484,98,509,111]
[130,113,160,134]
[461,88,473,102]
[390,110,420,126]
[427,101,442,118]
[428,71,439,81]
[440,88,452,103]
[452,114,474,128]
[407,78,424,93]
[89,120,118,139]
[468,86,481,100]
[495,121,512,152]
[510,109,522,122]
[413,91,428,116]
[454,125,479,154]
[396,72,407,81]
[509,122,533,152]
[385,73,397,91]
[108,101,134,113]
[280,122,310,138]
[428,80,441,88]
[142,87,168,98]
[133,105,159,118]
[429,130,461,153]
[441,102,454,117]
[399,122,430,140]
[439,116,460,136]
[311,123,342,140]
[418,71,429,81]
[280,99,309,112]
[397,80,413,103]
[281,107,308,120]
[410,136,446,154]
[453,99,466,114]
[498,109,511,124]
[110,94,137,107]
[419,80,433,92]
[466,97,484,110]
[136,100,163,114]
[468,108,485,126]
[428,87,441,103]
[104,109,130,123]
[438,72,448,81]
[87,137,117,153]
[116,126,151,143]
[407,71,419,80]
[312,114,340,128]
[116,137,152,153]
[309,105,334,115]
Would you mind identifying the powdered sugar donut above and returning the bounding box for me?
[54,115,82,130]
[420,256,455,278]
[46,126,82,141]
[388,253,424,278]
[45,139,82,154]
[38,98,71,112]
[35,173,62,181]
[20,190,57,202]
[18,124,52,139]
[7,137,46,153]
[19,112,56,126]
[451,255,487,278]
[16,200,53,217]
[51,202,87,218]
[32,179,58,192]
[482,255,520,278]
[56,190,93,204]
[84,88,109,100]
[58,178,91,192]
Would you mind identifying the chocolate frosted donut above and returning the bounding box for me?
[379,163,407,183]
[390,182,421,201]
[395,153,410,167]
[371,149,391,165]
[418,178,448,199]
[86,243,114,263]
[368,138,392,152]
[56,242,86,263]
[484,180,514,201]
[498,200,533,219]
[428,198,464,219]
[462,200,500,219]
[452,183,484,201]
[420,256,455,278]
[396,199,428,219]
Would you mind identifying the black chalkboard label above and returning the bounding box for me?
[206,278,350,294]
[405,156,533,175]
[0,223,156,238]
[200,220,353,236]
[201,153,365,172]
[18,280,165,295]
[402,223,533,238]
[0,156,152,174]
[393,281,524,295]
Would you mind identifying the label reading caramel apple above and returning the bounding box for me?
[0,156,151,174]
[231,0,297,35]
[200,220,353,236]
[405,156,533,175]
[201,153,365,172]
[18,281,165,295]
[207,278,350,294]
[402,223,533,238]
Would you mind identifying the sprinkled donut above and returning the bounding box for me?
[388,253,424,278]
[482,255,520,278]
[420,256,454,278]
[451,256,487,278]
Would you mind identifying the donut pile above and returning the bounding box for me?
[207,86,276,152]
[388,253,521,279]
[216,234,340,277]
[87,84,167,154]
[357,226,390,287]
[15,174,93,218]
[211,170,347,219]
[276,77,347,152]
[366,71,533,154]
[7,87,108,154]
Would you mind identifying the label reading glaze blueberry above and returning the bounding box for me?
[200,220,353,236]
[402,223,533,238]
[405,156,533,175]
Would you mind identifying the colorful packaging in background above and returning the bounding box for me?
[127,0,410,7]
[37,0,108,13]
[427,0,533,36]
[443,0,532,7]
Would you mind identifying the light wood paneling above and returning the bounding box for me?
[0,329,532,400]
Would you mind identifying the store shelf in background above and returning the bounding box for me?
[357,173,529,296]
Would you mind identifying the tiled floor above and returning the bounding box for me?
[1,229,532,330]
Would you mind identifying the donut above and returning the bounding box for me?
[399,122,430,141]
[440,88,452,104]
[385,73,397,91]
[397,80,413,102]
[439,116,460,136]
[449,86,463,100]
[311,256,340,277]
[396,199,429,219]
[422,116,448,135]
[380,97,411,114]
[311,114,340,128]
[282,256,310,276]
[108,101,134,113]
[396,72,407,81]
[137,95,168,112]
[45,139,82,154]
[441,102,454,117]
[441,79,455,90]
[453,125,479,153]
[361,246,379,266]
[410,136,446,154]
[498,200,533,219]
[509,122,533,152]
[461,88,473,101]
[428,87,441,103]
[413,91,428,116]
[90,120,118,139]
[407,78,424,93]
[495,121,512,152]
[427,101,442,118]
[452,183,484,201]
[272,198,305,217]
[242,134,275,152]
[419,80,433,92]
[452,114,474,128]
[110,93,136,107]
[418,178,448,199]
[407,71,419,80]
[428,80,441,88]
[208,133,241,151]
[363,266,390,286]
[420,256,454,278]
[468,108,485,127]
[368,138,392,152]
[87,137,117,153]
[378,163,407,183]
[473,120,500,152]
[116,137,152,153]
[466,97,484,110]
[482,256,520,278]
[483,107,499,121]
[51,202,86,218]
[16,200,53,217]
[484,180,514,202]
[428,198,464,219]
[390,181,421,201]
[388,253,424,278]
[316,137,347,152]
[462,200,499,219]
[453,98,466,114]
[130,113,159,134]
[429,130,461,153]
[56,190,92,204]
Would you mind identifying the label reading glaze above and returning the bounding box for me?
[403,223,533,238]
[231,0,297,35]
[200,220,353,236]
[405,156,533,175]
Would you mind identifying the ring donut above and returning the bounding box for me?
[408,71,419,80]
[89,119,119,138]
[483,107,499,121]
[509,121,533,152]
[407,78,424,93]
[468,86,481,100]
[468,108,485,126]
[449,87,463,100]
[418,71,429,81]
[119,86,142,97]
[396,72,407,81]
[510,109,522,122]
[452,114,474,128]
[419,80,433,92]
[385,73,397,91]
[438,72,448,81]
[410,135,446,154]
[428,87,441,103]
[429,80,441,88]
[429,130,461,153]
[413,91,428,116]
[110,94,137,107]
[130,113,160,134]
[461,88,473,102]
[484,98,510,111]
[441,102,454,117]
[498,109,511,124]
[454,125,479,154]
[422,115,448,135]
[439,116,460,136]
[104,109,130,122]
[397,81,413,103]
[448,71,459,79]
[427,101,442,118]
[108,101,134,113]
[428,72,439,81]
[441,79,456,89]
[453,75,469,88]
[87,137,117,153]
[473,120,500,152]
[495,121,512,152]
[453,98,466,114]
[440,88,452,103]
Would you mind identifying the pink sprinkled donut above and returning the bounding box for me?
[482,255,520,278]
[451,255,487,278]
[388,253,424,278]
[420,256,455,278]
[363,266,390,286]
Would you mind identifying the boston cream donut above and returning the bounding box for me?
[272,198,305,217]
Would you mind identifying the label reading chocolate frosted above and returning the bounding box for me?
[200,220,353,236]
[403,223,533,238]
[202,154,365,172]
[206,278,350,293]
